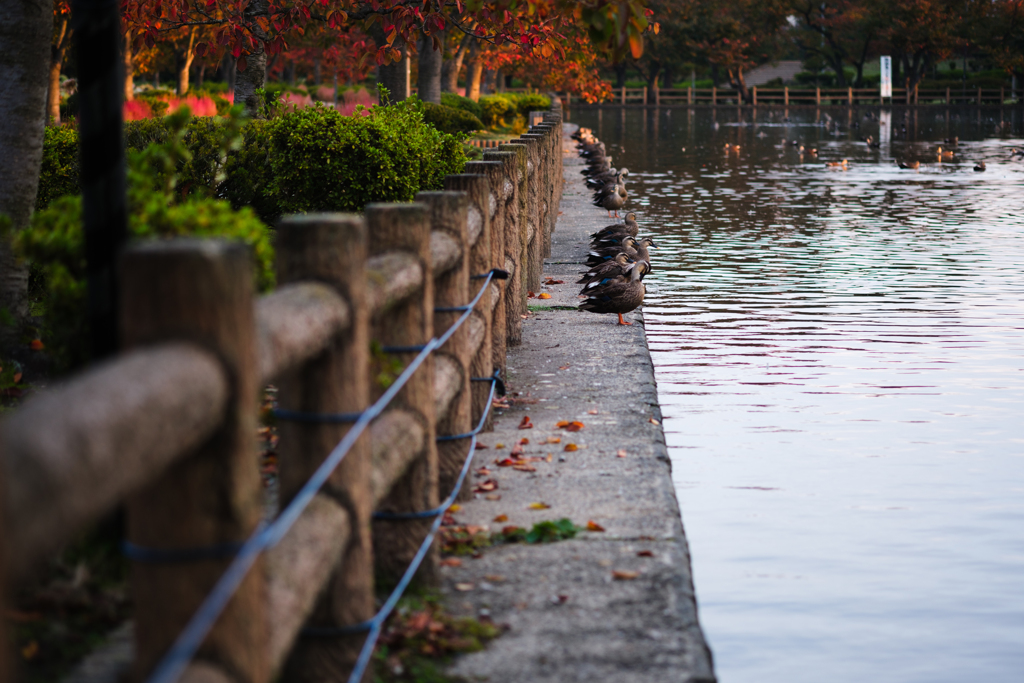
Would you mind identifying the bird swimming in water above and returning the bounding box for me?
[897,159,920,170]
[974,161,986,172]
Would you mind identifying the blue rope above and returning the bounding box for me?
[122,540,244,564]
[144,271,497,683]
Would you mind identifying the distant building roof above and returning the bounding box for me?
[745,61,803,87]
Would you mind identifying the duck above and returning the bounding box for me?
[593,184,627,218]
[943,136,959,145]
[576,253,637,286]
[591,213,639,241]
[587,236,656,266]
[897,159,920,170]
[864,136,881,149]
[937,147,954,160]
[974,161,986,172]
[579,261,649,326]
[1010,147,1024,159]
[825,159,849,168]
[586,167,628,189]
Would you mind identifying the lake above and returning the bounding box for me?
[567,105,1024,683]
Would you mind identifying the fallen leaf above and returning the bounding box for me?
[513,463,536,472]
[612,570,639,580]
[550,594,569,604]
[528,502,550,510]
[486,493,502,501]
[564,444,578,452]
[510,444,524,456]
[495,443,505,449]
[555,420,569,428]
[564,421,584,432]
[545,453,553,462]
[616,449,627,458]
[21,640,39,660]
[637,550,654,557]
[493,514,508,523]
[546,436,561,444]
[537,292,551,299]
[13,372,22,384]
[527,291,536,298]
[587,409,599,415]
[543,278,565,285]
[448,504,462,513]
[502,525,523,534]
[518,416,533,430]
[521,314,529,319]
[586,520,606,532]
[440,557,463,567]
[475,443,489,450]
[559,365,570,370]
[649,418,660,425]
[495,458,515,467]
[474,467,492,477]
[484,574,507,582]
[454,582,475,591]
[29,339,44,351]
[474,479,498,493]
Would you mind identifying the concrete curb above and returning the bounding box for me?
[439,124,715,683]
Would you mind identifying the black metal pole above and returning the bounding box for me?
[73,0,127,361]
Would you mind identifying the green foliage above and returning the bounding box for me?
[440,92,483,120]
[37,126,79,210]
[12,107,274,372]
[421,102,483,135]
[478,93,552,129]
[497,518,580,544]
[263,97,466,216]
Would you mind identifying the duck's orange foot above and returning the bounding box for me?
[617,313,633,325]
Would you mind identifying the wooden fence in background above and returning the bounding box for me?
[564,85,1022,107]
[0,104,565,683]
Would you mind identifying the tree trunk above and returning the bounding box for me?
[466,40,483,101]
[481,69,494,95]
[378,37,410,103]
[47,16,72,126]
[177,28,197,95]
[235,0,267,115]
[416,29,444,103]
[123,34,135,101]
[441,32,472,93]
[0,0,49,348]
[646,61,661,103]
[727,66,750,103]
[614,62,627,88]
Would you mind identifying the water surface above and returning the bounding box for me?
[569,106,1024,682]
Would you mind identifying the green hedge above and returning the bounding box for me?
[440,92,483,120]
[477,93,551,128]
[422,102,484,135]
[36,98,467,221]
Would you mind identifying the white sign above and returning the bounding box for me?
[880,56,892,99]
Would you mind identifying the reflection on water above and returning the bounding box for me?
[569,107,1024,683]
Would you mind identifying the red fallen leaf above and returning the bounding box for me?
[586,520,605,532]
[474,479,498,493]
[518,416,533,429]
[493,514,509,522]
[474,467,492,477]
[558,365,570,370]
[513,463,536,472]
[510,445,524,457]
[612,570,639,580]
[496,458,516,467]
[527,291,537,298]
[550,594,569,604]
[564,421,584,432]
[637,550,654,557]
[556,420,570,428]
[502,525,523,535]
[29,339,44,351]
[519,437,530,445]
[543,278,565,285]
[440,557,463,567]
[475,443,489,450]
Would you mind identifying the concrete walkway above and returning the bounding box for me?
[440,124,715,683]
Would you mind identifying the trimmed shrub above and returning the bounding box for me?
[264,99,467,215]
[479,95,514,127]
[513,93,551,116]
[440,92,483,120]
[422,102,484,134]
[37,125,80,210]
[12,109,273,372]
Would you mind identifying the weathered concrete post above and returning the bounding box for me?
[274,214,372,681]
[120,240,268,683]
[367,203,439,584]
[516,135,543,295]
[525,125,555,257]
[417,191,472,500]
[463,161,507,381]
[444,173,495,432]
[495,143,528,341]
[482,149,525,346]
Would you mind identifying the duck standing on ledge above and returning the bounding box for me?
[579,261,649,326]
[591,212,639,241]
